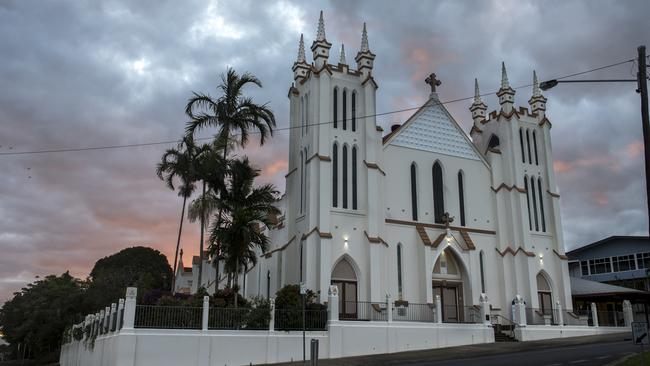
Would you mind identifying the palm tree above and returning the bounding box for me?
[210,158,280,307]
[156,135,200,291]
[184,68,276,290]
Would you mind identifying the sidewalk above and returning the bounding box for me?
[268,332,632,366]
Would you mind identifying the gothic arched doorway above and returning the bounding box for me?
[331,257,358,319]
[432,248,467,322]
[537,272,552,315]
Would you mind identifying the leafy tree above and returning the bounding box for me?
[86,246,172,310]
[0,272,87,360]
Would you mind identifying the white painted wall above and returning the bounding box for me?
[515,325,630,342]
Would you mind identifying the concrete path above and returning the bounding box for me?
[269,333,636,366]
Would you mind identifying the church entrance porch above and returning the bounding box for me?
[331,257,358,320]
[432,247,477,323]
[433,281,465,322]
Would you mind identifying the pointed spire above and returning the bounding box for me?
[339,44,347,64]
[474,78,481,103]
[360,22,369,52]
[501,62,510,89]
[532,70,541,97]
[297,34,306,63]
[316,10,326,41]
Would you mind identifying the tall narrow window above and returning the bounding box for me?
[526,129,532,164]
[342,145,348,209]
[478,250,485,293]
[303,148,308,212]
[300,240,304,282]
[524,176,532,230]
[533,130,539,165]
[531,177,539,231]
[332,143,338,207]
[333,88,338,129]
[342,89,347,130]
[538,177,546,232]
[300,151,304,213]
[301,97,305,136]
[432,162,444,224]
[351,91,356,132]
[458,171,466,226]
[519,129,525,163]
[397,244,403,299]
[266,270,271,299]
[410,163,418,221]
[305,94,309,133]
[352,146,358,210]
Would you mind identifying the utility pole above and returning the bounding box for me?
[638,46,650,236]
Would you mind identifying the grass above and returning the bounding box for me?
[616,351,650,366]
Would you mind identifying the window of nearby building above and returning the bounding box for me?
[581,260,589,276]
[589,258,612,274]
[613,254,636,272]
[637,252,650,269]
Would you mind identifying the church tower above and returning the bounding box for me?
[284,13,383,302]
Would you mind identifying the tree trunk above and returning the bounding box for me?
[214,140,229,291]
[198,181,206,291]
[234,260,239,308]
[170,196,187,292]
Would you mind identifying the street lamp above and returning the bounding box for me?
[541,46,650,235]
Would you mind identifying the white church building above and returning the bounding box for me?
[185,12,573,321]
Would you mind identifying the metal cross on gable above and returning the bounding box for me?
[425,73,442,93]
[440,212,454,228]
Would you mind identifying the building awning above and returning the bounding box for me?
[570,276,648,298]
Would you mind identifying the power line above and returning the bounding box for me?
[0,58,635,157]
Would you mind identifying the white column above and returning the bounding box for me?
[591,302,599,327]
[435,295,442,324]
[269,298,276,332]
[515,295,527,326]
[202,296,209,331]
[480,293,490,325]
[110,303,117,332]
[122,287,137,330]
[116,298,124,330]
[623,300,633,327]
[555,301,564,326]
[328,285,339,322]
[386,293,393,323]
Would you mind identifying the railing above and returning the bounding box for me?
[562,309,590,326]
[597,310,625,327]
[393,302,435,322]
[340,301,387,321]
[525,308,554,325]
[442,305,482,324]
[275,309,328,331]
[491,314,517,338]
[208,307,270,330]
[134,305,202,329]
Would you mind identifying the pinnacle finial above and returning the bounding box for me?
[474,78,481,102]
[316,10,326,41]
[501,62,510,89]
[360,22,369,52]
[532,70,541,97]
[339,44,347,64]
[297,34,306,63]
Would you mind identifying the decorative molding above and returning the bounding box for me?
[376,125,384,132]
[495,246,535,257]
[364,160,386,176]
[262,236,296,258]
[431,233,445,248]
[416,225,432,246]
[487,147,501,154]
[386,218,496,235]
[491,183,526,193]
[459,230,476,250]
[470,125,483,134]
[539,117,552,128]
[301,227,332,240]
[553,249,568,260]
[285,167,297,178]
[361,74,378,89]
[306,153,331,163]
[364,231,388,247]
[547,189,560,198]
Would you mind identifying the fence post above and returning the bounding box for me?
[122,287,137,330]
[105,306,111,332]
[590,302,599,327]
[110,303,117,332]
[201,296,209,331]
[100,310,107,334]
[480,293,490,325]
[328,285,339,322]
[269,297,276,332]
[623,300,633,327]
[386,293,393,322]
[555,301,564,326]
[435,295,442,324]
[116,298,124,330]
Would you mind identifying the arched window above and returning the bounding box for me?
[351,91,357,132]
[488,134,500,150]
[300,151,304,213]
[342,89,347,130]
[519,128,525,163]
[458,171,466,226]
[352,146,358,210]
[332,143,338,207]
[538,177,546,232]
[432,162,444,223]
[533,130,539,165]
[478,250,485,293]
[410,163,418,221]
[526,129,532,164]
[524,176,532,230]
[333,87,338,129]
[397,244,404,299]
[537,273,552,315]
[531,177,539,231]
[342,145,348,209]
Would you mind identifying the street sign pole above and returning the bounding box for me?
[300,282,307,364]
[633,322,649,364]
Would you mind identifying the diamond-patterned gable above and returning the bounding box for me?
[390,101,481,160]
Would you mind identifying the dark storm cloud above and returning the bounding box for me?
[0,0,648,302]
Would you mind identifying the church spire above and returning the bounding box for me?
[293,33,310,80]
[529,70,547,118]
[297,33,306,63]
[355,22,375,77]
[532,70,541,97]
[339,44,347,65]
[497,62,515,114]
[501,62,510,89]
[470,78,487,130]
[316,10,326,41]
[474,78,481,103]
[310,11,332,68]
[360,22,369,52]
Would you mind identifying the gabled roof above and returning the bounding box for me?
[383,97,488,167]
[570,276,646,297]
[567,236,649,257]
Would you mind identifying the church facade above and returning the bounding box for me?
[243,12,572,320]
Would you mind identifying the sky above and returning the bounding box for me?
[0,0,649,303]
